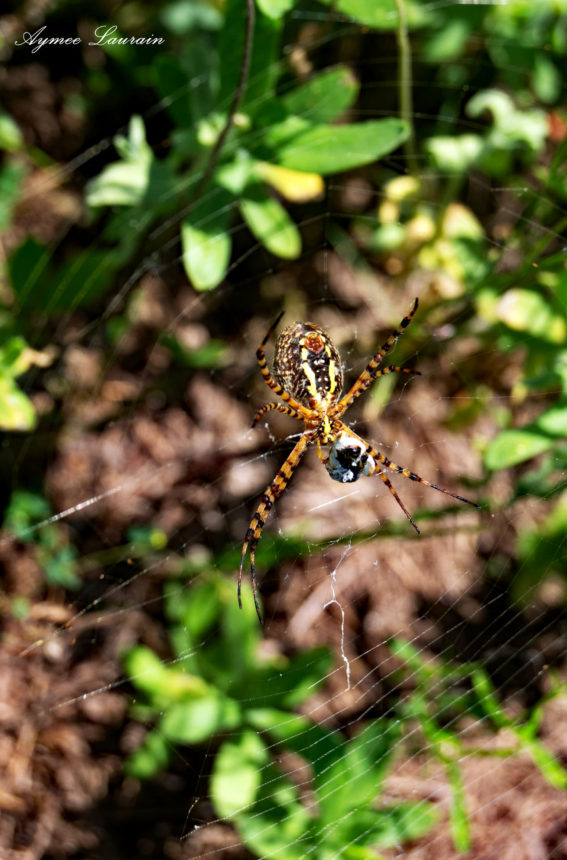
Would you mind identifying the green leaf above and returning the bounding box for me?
[8,237,52,310]
[484,428,557,470]
[124,645,211,703]
[125,730,170,780]
[234,766,312,860]
[161,693,240,744]
[281,66,359,124]
[41,545,81,589]
[181,185,234,290]
[0,378,36,431]
[521,735,567,790]
[87,159,152,207]
[240,184,301,258]
[0,110,23,152]
[246,707,342,775]
[316,720,399,824]
[211,730,269,817]
[535,403,567,436]
[0,337,30,378]
[3,490,50,537]
[256,647,332,709]
[467,89,547,155]
[43,250,115,313]
[154,54,197,128]
[496,289,566,343]
[330,803,439,851]
[275,119,409,174]
[154,40,217,127]
[446,760,471,853]
[471,669,509,729]
[160,0,222,33]
[218,0,282,111]
[317,0,430,29]
[174,580,220,638]
[425,134,483,173]
[87,116,174,211]
[256,0,295,18]
[532,54,561,104]
[9,237,116,314]
[0,160,25,230]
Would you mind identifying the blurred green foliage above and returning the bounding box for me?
[124,571,440,857]
[124,571,331,777]
[391,637,567,852]
[85,7,409,290]
[3,490,81,589]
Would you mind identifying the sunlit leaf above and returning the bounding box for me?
[467,89,547,154]
[484,428,556,470]
[123,645,211,702]
[0,109,23,152]
[0,378,36,431]
[536,404,567,436]
[234,766,312,860]
[240,184,301,258]
[211,730,269,817]
[426,134,483,173]
[275,119,409,174]
[532,54,561,104]
[254,161,324,201]
[256,0,295,18]
[496,289,566,343]
[181,185,234,290]
[161,695,240,743]
[317,0,430,29]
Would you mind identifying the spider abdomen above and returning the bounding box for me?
[326,431,375,483]
[274,322,343,408]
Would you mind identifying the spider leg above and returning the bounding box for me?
[316,438,329,465]
[369,445,480,510]
[336,298,419,415]
[330,421,478,528]
[238,432,312,622]
[376,470,420,534]
[256,313,316,418]
[252,402,304,427]
[375,365,421,380]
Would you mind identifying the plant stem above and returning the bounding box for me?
[394,0,419,176]
[191,0,256,205]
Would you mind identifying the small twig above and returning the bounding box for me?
[191,0,256,206]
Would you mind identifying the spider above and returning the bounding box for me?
[238,298,479,621]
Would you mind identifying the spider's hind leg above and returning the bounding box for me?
[238,433,312,621]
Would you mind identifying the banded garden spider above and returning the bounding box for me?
[239,298,479,621]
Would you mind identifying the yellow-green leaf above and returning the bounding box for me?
[254,161,324,201]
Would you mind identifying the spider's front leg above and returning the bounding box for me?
[239,432,312,622]
[336,298,419,416]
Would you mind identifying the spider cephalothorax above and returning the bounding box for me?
[239,298,479,621]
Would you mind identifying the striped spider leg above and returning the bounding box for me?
[325,424,480,535]
[239,300,479,621]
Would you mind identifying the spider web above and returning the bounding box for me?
[2,1,567,858]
